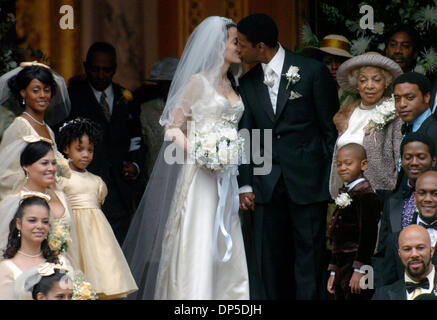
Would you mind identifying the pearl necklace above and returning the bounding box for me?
[18,250,42,258]
[23,112,46,126]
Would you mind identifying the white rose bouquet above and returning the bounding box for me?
[368,95,396,130]
[192,123,244,172]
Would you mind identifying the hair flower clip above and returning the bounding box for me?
[20,190,51,202]
[22,135,54,145]
[37,262,69,277]
[20,61,51,69]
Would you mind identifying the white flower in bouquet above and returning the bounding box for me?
[222,127,238,141]
[203,133,218,150]
[369,96,396,130]
[193,123,244,171]
[335,192,352,208]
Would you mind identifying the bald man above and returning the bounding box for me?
[373,225,436,300]
[373,171,437,298]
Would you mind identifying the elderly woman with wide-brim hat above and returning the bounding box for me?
[303,34,357,108]
[329,52,403,199]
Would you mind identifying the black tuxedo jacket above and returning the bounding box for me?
[414,114,437,153]
[67,80,145,215]
[238,48,339,205]
[373,265,437,300]
[372,279,407,300]
[374,211,437,287]
[375,181,410,256]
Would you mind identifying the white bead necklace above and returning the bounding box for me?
[23,112,46,126]
[17,250,42,258]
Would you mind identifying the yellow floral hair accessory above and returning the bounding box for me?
[37,262,69,277]
[22,135,54,145]
[20,190,51,202]
[20,61,51,70]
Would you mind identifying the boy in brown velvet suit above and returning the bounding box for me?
[327,143,382,299]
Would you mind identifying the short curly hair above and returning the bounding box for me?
[56,118,102,155]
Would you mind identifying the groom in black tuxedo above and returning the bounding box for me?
[67,42,145,245]
[237,14,339,299]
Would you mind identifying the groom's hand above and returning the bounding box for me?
[239,192,255,211]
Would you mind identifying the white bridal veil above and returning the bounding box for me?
[122,16,242,299]
[0,61,71,126]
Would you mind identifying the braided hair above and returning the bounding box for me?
[56,118,102,156]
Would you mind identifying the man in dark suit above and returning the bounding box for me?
[67,42,145,245]
[236,14,339,300]
[384,25,420,73]
[373,224,436,300]
[374,170,437,290]
[374,133,436,287]
[393,72,437,152]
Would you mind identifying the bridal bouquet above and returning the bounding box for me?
[47,219,71,254]
[192,123,244,171]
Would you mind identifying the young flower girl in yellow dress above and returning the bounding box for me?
[56,118,137,299]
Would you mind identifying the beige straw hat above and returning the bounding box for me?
[336,52,403,93]
[303,34,353,59]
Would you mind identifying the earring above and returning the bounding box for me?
[17,230,21,238]
[22,99,25,106]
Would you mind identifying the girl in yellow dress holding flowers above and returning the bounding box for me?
[56,118,137,299]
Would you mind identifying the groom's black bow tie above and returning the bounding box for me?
[401,123,413,135]
[419,222,437,231]
[405,278,430,293]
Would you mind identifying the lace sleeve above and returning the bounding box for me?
[164,74,205,153]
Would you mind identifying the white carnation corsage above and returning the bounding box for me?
[335,192,352,208]
[283,65,302,100]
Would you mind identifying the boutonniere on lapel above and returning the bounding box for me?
[283,65,302,100]
[335,192,352,208]
[117,88,134,105]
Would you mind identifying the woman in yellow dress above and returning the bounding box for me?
[0,62,70,201]
[56,118,137,299]
[0,140,80,272]
[0,195,73,300]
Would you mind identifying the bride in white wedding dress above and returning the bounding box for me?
[122,16,249,300]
